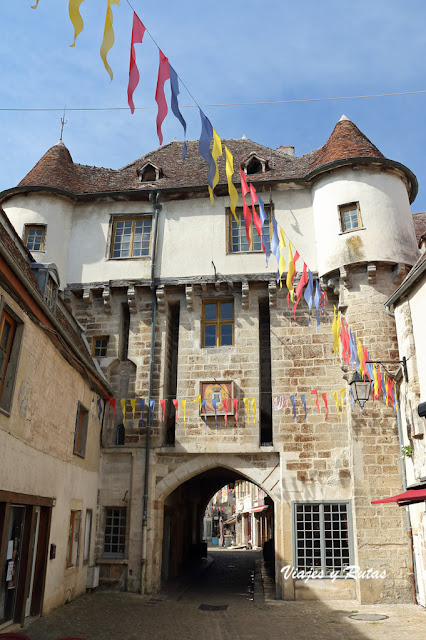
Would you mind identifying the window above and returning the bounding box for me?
[24,225,46,251]
[0,309,22,414]
[83,510,92,564]
[202,300,233,347]
[294,503,352,577]
[110,217,152,259]
[73,403,88,457]
[44,275,57,311]
[229,209,271,253]
[339,203,362,232]
[66,510,81,568]
[103,507,126,557]
[92,336,108,358]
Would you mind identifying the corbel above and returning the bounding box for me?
[127,285,137,314]
[393,263,408,286]
[241,281,250,309]
[339,265,352,289]
[156,285,166,312]
[185,284,194,312]
[201,282,208,292]
[268,279,277,308]
[82,286,94,313]
[102,285,112,315]
[367,263,376,284]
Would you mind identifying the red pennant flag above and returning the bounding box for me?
[321,392,328,419]
[311,390,319,412]
[249,184,264,250]
[109,398,116,419]
[287,251,300,310]
[160,399,166,423]
[363,347,370,381]
[172,399,179,427]
[293,262,308,320]
[377,365,382,398]
[240,169,253,250]
[233,398,239,426]
[222,398,228,427]
[155,50,170,145]
[127,13,146,114]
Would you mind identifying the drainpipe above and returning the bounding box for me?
[396,392,418,604]
[140,192,161,594]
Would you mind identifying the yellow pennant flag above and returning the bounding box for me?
[250,398,256,424]
[31,0,40,8]
[181,399,187,423]
[243,398,250,422]
[130,399,136,419]
[120,398,126,419]
[373,364,379,398]
[100,0,120,81]
[286,241,295,302]
[385,375,390,406]
[332,391,339,413]
[225,146,239,223]
[357,339,364,375]
[194,395,202,412]
[208,129,223,204]
[69,0,85,47]
[278,228,286,288]
[340,388,346,411]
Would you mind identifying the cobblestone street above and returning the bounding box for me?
[19,550,426,640]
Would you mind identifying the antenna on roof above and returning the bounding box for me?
[60,106,67,141]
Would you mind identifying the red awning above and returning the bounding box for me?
[250,505,269,513]
[371,488,426,506]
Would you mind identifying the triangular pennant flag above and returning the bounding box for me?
[201,399,207,423]
[249,185,264,251]
[172,399,178,427]
[332,391,339,413]
[160,399,166,422]
[140,398,145,427]
[233,398,239,426]
[120,398,126,420]
[286,243,297,304]
[224,147,239,224]
[194,394,202,412]
[155,50,170,146]
[290,395,296,422]
[100,0,120,81]
[222,398,228,427]
[199,110,214,193]
[97,398,103,421]
[169,64,187,159]
[240,169,253,250]
[304,270,314,325]
[130,399,136,419]
[270,216,280,267]
[311,390,319,412]
[149,399,155,420]
[301,394,307,422]
[340,388,345,411]
[212,398,218,427]
[321,392,328,419]
[258,195,271,266]
[314,280,321,332]
[278,228,286,287]
[181,399,187,423]
[208,130,223,203]
[127,12,146,113]
[109,398,116,418]
[293,262,308,320]
[69,0,86,47]
[250,398,256,424]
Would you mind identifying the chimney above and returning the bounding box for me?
[276,145,295,158]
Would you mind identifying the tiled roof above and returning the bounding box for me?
[413,212,426,244]
[13,117,416,201]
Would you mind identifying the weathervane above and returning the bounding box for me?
[60,106,67,141]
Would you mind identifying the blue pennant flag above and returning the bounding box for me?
[201,398,208,424]
[150,399,155,420]
[169,64,187,159]
[212,398,218,427]
[304,270,314,325]
[97,398,103,421]
[314,280,321,332]
[140,398,145,427]
[198,110,214,191]
[258,195,271,266]
[290,395,296,422]
[301,394,307,422]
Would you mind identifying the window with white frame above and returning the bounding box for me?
[103,507,126,557]
[294,502,352,577]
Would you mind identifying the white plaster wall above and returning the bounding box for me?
[312,168,418,277]
[407,278,426,398]
[66,200,153,284]
[3,194,74,287]
[0,430,98,614]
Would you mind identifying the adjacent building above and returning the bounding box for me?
[0,208,111,628]
[1,115,422,604]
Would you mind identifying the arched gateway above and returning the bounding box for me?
[148,454,282,595]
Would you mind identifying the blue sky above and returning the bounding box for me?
[1,1,426,211]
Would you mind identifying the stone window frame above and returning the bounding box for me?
[66,510,81,569]
[0,304,24,416]
[201,299,234,348]
[83,509,93,565]
[102,506,127,558]
[227,206,272,254]
[92,335,109,358]
[73,402,89,458]
[338,202,364,233]
[23,224,46,252]
[107,214,153,261]
[292,501,354,578]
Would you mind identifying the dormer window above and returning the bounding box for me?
[243,153,268,175]
[138,162,162,182]
[29,263,60,313]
